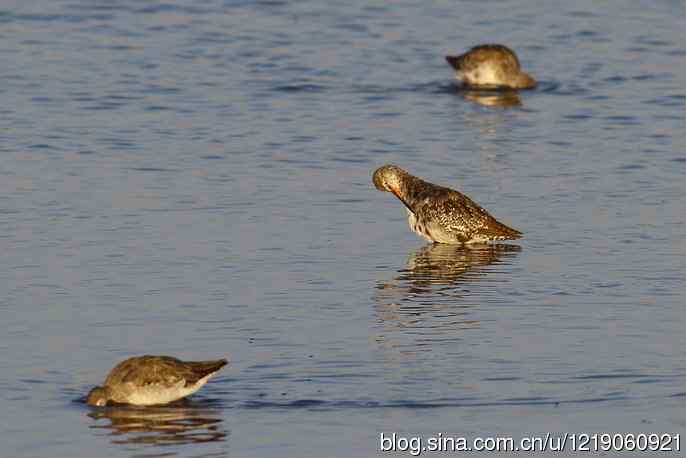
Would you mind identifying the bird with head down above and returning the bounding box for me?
[373,164,521,244]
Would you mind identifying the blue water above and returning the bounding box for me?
[2,0,686,456]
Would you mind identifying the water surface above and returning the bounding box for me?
[2,0,686,456]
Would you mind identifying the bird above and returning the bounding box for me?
[445,44,537,90]
[372,164,521,244]
[86,355,228,406]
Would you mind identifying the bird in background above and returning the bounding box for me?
[87,355,228,406]
[446,44,537,90]
[373,164,522,244]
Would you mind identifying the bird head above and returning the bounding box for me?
[86,386,112,407]
[373,164,407,195]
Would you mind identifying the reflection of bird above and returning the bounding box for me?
[374,244,521,349]
[88,404,227,446]
[462,90,522,108]
[402,243,521,287]
[446,44,536,90]
[373,164,521,244]
[378,243,521,298]
[87,356,228,406]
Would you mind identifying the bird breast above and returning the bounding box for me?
[458,63,502,86]
[406,209,435,243]
[119,381,186,406]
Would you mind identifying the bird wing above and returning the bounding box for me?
[469,45,521,69]
[447,45,521,73]
[416,192,492,241]
[430,191,522,241]
[105,356,191,388]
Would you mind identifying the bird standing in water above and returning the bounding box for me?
[373,164,521,244]
[446,44,537,89]
[86,355,228,406]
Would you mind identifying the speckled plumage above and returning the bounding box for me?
[87,355,228,406]
[373,164,521,244]
[446,44,537,89]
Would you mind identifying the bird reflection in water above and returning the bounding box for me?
[382,243,521,296]
[374,244,521,350]
[88,400,228,450]
[461,89,522,108]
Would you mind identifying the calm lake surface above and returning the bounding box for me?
[2,0,686,456]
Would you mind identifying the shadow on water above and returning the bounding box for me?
[86,399,228,451]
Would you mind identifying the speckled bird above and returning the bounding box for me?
[87,355,228,406]
[445,44,537,89]
[373,164,521,244]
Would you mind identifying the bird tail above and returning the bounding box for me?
[491,221,522,240]
[187,359,229,382]
[445,55,464,70]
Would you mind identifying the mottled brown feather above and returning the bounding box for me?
[447,44,521,71]
[104,356,228,388]
[373,164,521,244]
[445,44,536,90]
